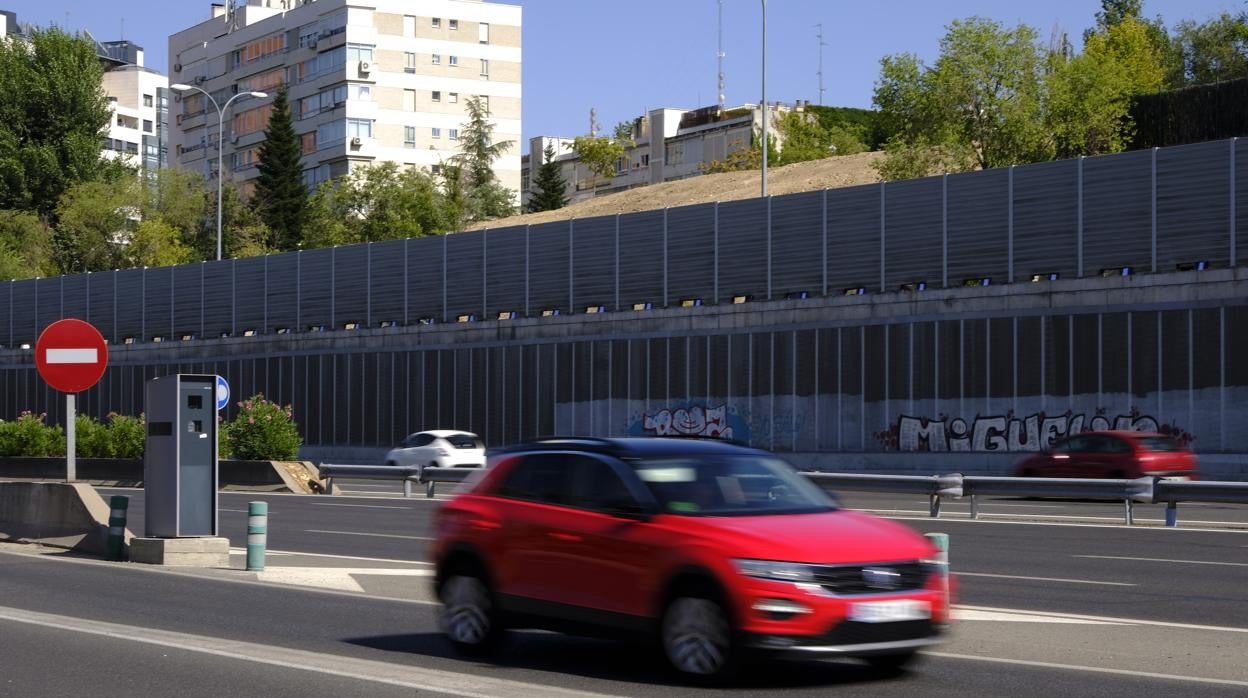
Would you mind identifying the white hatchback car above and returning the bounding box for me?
[384,430,485,475]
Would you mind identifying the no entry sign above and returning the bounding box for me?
[35,319,109,393]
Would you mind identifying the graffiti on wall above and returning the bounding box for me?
[627,403,750,442]
[876,408,1195,452]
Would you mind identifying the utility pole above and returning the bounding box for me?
[717,0,726,111]
[816,23,827,106]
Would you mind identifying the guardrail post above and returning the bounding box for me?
[929,494,941,518]
[323,476,333,495]
[404,478,413,498]
[107,495,128,562]
[969,494,978,520]
[1165,500,1177,527]
[1123,497,1134,526]
[247,501,267,572]
[426,479,436,498]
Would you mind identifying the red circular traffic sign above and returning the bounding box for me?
[35,319,109,393]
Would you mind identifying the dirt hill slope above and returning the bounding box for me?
[467,151,885,231]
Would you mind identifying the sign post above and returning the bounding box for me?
[34,319,109,482]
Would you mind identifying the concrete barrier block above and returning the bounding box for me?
[129,536,230,567]
[0,482,130,555]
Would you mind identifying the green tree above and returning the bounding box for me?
[572,134,626,182]
[1170,12,1248,85]
[125,219,194,268]
[1048,18,1165,158]
[252,86,307,250]
[453,96,515,225]
[304,162,450,247]
[219,181,275,259]
[51,178,141,273]
[0,28,125,218]
[526,144,569,213]
[147,168,210,258]
[873,18,1052,179]
[0,210,54,279]
[1094,0,1143,31]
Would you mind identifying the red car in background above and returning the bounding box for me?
[433,437,952,682]
[1013,431,1198,480]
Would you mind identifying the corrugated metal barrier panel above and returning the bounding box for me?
[570,216,617,311]
[769,191,824,299]
[665,203,717,305]
[1083,149,1152,275]
[715,198,768,302]
[947,169,1009,285]
[617,210,665,308]
[527,222,570,315]
[1157,140,1231,271]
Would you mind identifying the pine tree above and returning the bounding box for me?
[253,85,307,250]
[526,144,569,212]
[455,96,516,224]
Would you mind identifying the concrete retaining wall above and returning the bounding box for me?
[0,459,326,493]
[0,482,130,555]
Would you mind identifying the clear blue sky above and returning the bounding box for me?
[5,0,1242,152]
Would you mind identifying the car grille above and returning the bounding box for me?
[810,561,930,595]
[815,619,937,646]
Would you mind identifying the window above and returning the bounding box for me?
[403,89,416,111]
[346,118,373,139]
[477,95,490,111]
[615,156,628,174]
[480,59,489,77]
[300,131,316,155]
[665,141,685,166]
[431,163,441,175]
[431,53,441,65]
[497,455,572,504]
[405,433,435,447]
[432,17,441,28]
[346,43,374,63]
[402,15,415,36]
[479,22,489,43]
[449,19,459,30]
[404,126,416,148]
[448,92,458,104]
[431,127,441,138]
[449,128,458,140]
[642,153,650,166]
[354,84,371,100]
[404,52,416,72]
[431,90,441,102]
[143,119,153,133]
[449,55,458,67]
[567,457,639,513]
[143,94,153,107]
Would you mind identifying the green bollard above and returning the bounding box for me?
[247,501,267,572]
[107,495,129,562]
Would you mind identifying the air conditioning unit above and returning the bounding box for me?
[173,63,182,73]
[306,38,317,48]
[357,60,371,75]
[350,136,362,147]
[193,75,206,85]
[175,114,184,124]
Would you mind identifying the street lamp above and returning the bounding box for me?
[760,0,768,198]
[171,84,267,261]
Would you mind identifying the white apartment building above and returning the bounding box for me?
[98,40,170,176]
[168,0,521,200]
[522,102,796,209]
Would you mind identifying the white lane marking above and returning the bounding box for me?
[953,608,1125,624]
[310,503,418,510]
[305,529,434,541]
[957,605,1248,633]
[0,605,621,698]
[927,651,1248,688]
[256,567,434,592]
[45,348,98,363]
[227,548,431,565]
[955,572,1136,587]
[1074,555,1248,567]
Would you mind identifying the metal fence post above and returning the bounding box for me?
[426,480,436,498]
[404,478,413,498]
[929,494,941,518]
[247,501,267,572]
[969,494,978,520]
[1165,500,1178,527]
[107,495,128,562]
[1123,497,1134,526]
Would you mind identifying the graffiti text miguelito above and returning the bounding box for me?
[890,410,1191,452]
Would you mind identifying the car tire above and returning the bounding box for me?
[865,649,919,672]
[661,595,736,683]
[438,570,503,656]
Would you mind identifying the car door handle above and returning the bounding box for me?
[548,532,582,542]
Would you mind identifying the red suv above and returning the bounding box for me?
[433,437,951,680]
[1013,431,1198,480]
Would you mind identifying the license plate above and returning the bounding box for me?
[849,599,931,623]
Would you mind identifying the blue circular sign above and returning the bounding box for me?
[216,375,230,411]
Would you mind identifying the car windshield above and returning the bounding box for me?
[1135,436,1183,452]
[629,454,835,516]
[446,434,482,449]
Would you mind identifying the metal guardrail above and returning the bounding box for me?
[318,463,1245,525]
[318,464,474,498]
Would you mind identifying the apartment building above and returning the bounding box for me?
[98,40,170,176]
[168,0,521,200]
[521,102,794,209]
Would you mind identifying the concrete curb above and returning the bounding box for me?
[0,482,135,556]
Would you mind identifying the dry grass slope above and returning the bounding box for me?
[467,151,885,231]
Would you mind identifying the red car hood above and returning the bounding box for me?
[660,509,935,564]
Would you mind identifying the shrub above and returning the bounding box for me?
[224,394,302,461]
[75,414,112,458]
[0,411,59,457]
[107,413,146,458]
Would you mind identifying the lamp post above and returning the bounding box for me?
[170,84,267,261]
[760,0,768,198]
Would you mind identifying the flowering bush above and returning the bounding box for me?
[74,414,112,458]
[0,411,62,457]
[223,394,302,461]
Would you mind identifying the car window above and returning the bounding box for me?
[1101,436,1132,453]
[566,456,640,513]
[409,433,435,447]
[631,454,833,516]
[1055,436,1091,453]
[496,454,572,505]
[1135,435,1183,452]
[445,434,481,449]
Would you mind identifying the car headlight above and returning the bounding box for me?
[732,559,816,583]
